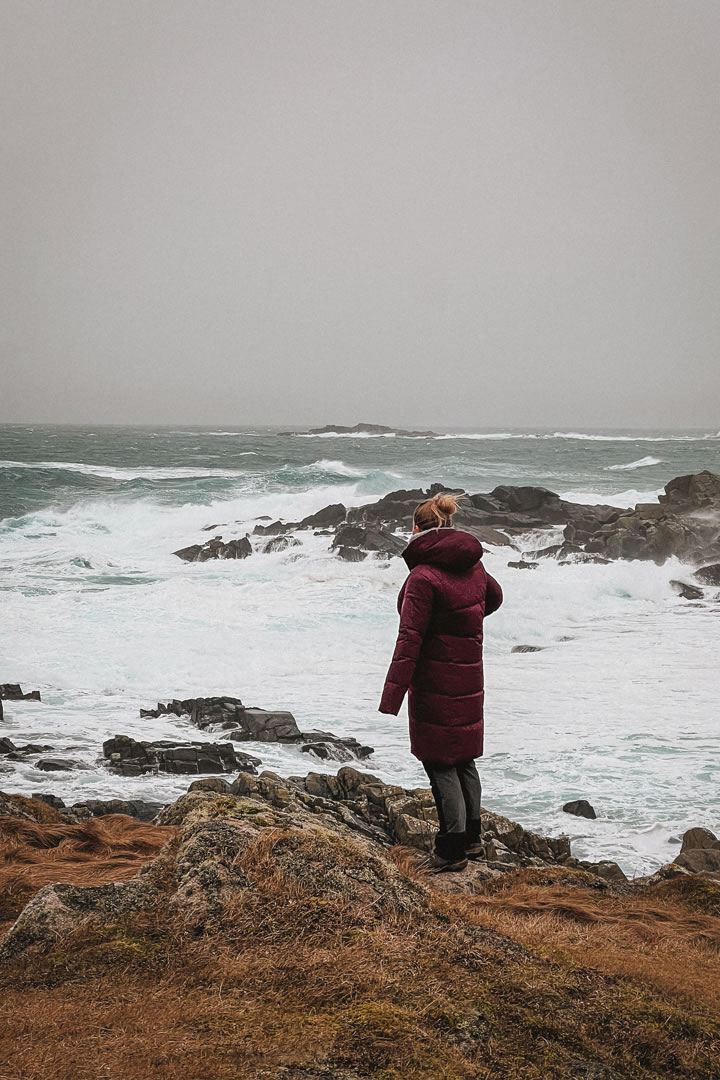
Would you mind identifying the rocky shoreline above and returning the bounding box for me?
[172,471,720,593]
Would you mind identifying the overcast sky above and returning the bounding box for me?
[1,0,719,428]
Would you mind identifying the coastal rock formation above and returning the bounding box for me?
[0,738,54,757]
[0,684,41,701]
[563,799,597,820]
[694,562,720,586]
[175,471,720,566]
[173,535,252,562]
[293,422,439,437]
[2,774,720,1079]
[331,523,406,561]
[139,696,374,760]
[102,735,261,777]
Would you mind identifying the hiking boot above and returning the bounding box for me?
[418,852,469,874]
[465,841,484,860]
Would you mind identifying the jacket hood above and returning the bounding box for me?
[403,527,484,572]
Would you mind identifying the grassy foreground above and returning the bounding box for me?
[1,792,719,1079]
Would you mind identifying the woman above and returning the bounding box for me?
[379,492,503,873]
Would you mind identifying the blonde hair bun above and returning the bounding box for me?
[413,490,464,531]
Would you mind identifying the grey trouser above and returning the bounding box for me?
[422,758,483,840]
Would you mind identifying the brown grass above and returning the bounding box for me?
[0,813,174,935]
[1,826,720,1079]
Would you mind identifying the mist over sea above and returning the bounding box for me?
[2,423,719,875]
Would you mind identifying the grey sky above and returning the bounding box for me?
[1,0,719,428]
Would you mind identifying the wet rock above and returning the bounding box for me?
[693,563,720,586]
[173,535,252,562]
[511,645,545,653]
[670,579,704,600]
[36,758,91,772]
[0,684,41,701]
[563,799,597,820]
[303,422,437,438]
[253,519,298,536]
[507,560,538,570]
[141,697,375,761]
[298,503,346,529]
[680,826,720,853]
[331,523,406,560]
[335,546,367,562]
[32,793,67,811]
[262,535,301,553]
[102,735,260,776]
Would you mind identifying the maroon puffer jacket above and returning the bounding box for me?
[379,527,503,764]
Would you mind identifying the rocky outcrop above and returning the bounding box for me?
[172,471,720,567]
[36,757,91,772]
[0,738,54,757]
[299,422,438,437]
[138,696,374,760]
[558,471,720,566]
[563,799,597,820]
[331,523,406,561]
[694,562,720,586]
[173,535,252,562]
[102,735,261,777]
[0,683,41,701]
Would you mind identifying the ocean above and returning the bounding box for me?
[2,424,719,875]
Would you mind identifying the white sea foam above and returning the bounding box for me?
[0,460,256,480]
[558,488,663,507]
[605,456,663,471]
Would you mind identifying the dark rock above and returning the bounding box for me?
[102,734,260,776]
[302,423,438,438]
[1,739,54,757]
[301,742,355,762]
[693,563,720,587]
[507,560,538,570]
[670,579,704,600]
[659,470,720,509]
[252,519,298,536]
[36,758,91,772]
[174,535,252,562]
[680,827,720,854]
[188,777,232,794]
[262,535,301,553]
[0,738,17,754]
[331,523,406,559]
[71,798,166,822]
[563,799,597,820]
[298,503,347,529]
[675,848,720,875]
[140,697,375,761]
[32,793,67,810]
[0,684,42,701]
[335,546,367,562]
[511,645,545,653]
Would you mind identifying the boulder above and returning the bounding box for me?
[36,758,91,772]
[563,800,597,820]
[693,563,720,587]
[0,684,41,701]
[138,697,375,762]
[253,519,298,536]
[680,827,720,854]
[102,735,260,776]
[675,848,720,875]
[670,580,704,600]
[298,503,347,529]
[70,798,166,822]
[508,560,538,570]
[173,535,252,562]
[511,645,544,653]
[262,535,301,553]
[331,523,406,559]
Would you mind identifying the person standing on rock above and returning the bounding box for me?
[379,492,503,873]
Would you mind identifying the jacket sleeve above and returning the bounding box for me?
[484,573,503,616]
[379,571,434,715]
